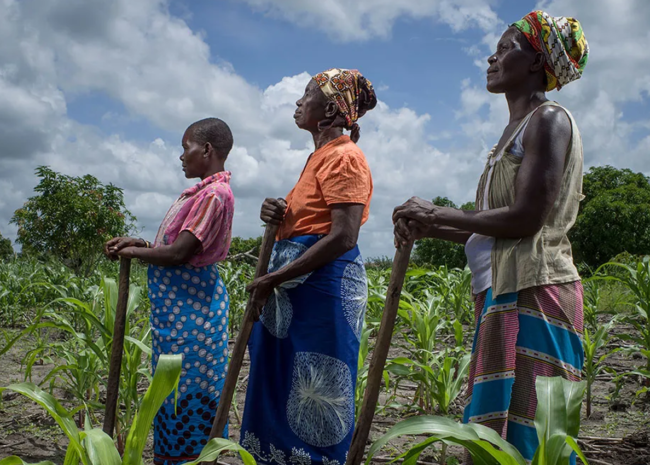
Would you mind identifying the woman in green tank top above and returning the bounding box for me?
[393,10,589,463]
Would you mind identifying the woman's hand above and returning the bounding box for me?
[260,198,287,225]
[394,218,429,248]
[104,237,146,260]
[393,197,438,227]
[246,274,278,321]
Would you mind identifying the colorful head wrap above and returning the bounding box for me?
[312,68,377,130]
[512,11,589,91]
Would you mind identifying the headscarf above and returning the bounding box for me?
[512,11,589,91]
[312,68,377,136]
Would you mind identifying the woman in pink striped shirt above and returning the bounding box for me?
[105,118,235,464]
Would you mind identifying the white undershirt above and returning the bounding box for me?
[465,124,527,294]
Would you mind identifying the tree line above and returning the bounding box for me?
[1,165,649,274]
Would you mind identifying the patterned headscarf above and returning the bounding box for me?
[312,68,377,130]
[512,11,589,91]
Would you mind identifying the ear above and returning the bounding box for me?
[203,142,212,158]
[324,101,339,119]
[531,51,545,73]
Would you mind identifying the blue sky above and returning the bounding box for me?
[1,0,649,258]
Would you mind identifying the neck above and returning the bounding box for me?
[505,88,547,122]
[200,161,226,180]
[311,127,344,150]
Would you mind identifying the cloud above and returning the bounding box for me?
[454,0,650,177]
[0,0,648,261]
[239,0,501,41]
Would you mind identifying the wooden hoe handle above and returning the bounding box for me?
[103,257,132,437]
[346,242,413,465]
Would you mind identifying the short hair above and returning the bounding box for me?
[188,118,234,158]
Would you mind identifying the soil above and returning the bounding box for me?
[1,327,649,465]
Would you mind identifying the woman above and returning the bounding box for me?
[393,11,589,462]
[240,69,377,465]
[105,117,235,464]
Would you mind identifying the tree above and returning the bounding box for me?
[412,197,475,269]
[227,236,262,259]
[570,166,650,270]
[11,166,136,276]
[0,230,14,260]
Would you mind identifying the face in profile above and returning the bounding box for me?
[179,129,207,179]
[294,79,328,132]
[486,27,540,94]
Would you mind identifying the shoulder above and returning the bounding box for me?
[199,183,233,207]
[529,104,571,134]
[329,139,368,165]
[525,104,572,149]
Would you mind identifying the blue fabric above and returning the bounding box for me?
[240,235,367,465]
[149,263,229,464]
[463,287,583,465]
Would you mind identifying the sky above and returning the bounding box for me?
[1,0,649,259]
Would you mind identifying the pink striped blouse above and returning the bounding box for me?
[153,171,234,267]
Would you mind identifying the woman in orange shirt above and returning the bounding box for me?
[240,69,377,465]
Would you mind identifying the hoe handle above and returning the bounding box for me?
[103,257,132,437]
[346,242,413,465]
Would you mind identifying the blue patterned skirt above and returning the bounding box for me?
[240,235,368,465]
[148,263,229,464]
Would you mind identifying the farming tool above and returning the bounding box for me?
[103,256,132,437]
[204,222,279,462]
[346,241,413,465]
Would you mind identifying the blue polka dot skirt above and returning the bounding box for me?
[148,263,229,464]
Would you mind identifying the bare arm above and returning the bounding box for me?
[394,106,571,239]
[393,218,472,248]
[112,231,201,267]
[248,203,364,317]
[428,225,473,244]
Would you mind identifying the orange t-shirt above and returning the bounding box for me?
[277,135,373,241]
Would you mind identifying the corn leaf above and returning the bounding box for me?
[0,383,89,465]
[365,415,526,465]
[82,428,122,465]
[183,438,257,465]
[0,458,56,465]
[565,437,590,465]
[122,354,182,465]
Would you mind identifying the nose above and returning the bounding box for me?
[488,54,497,65]
[295,98,303,107]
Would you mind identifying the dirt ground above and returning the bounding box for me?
[1,329,649,465]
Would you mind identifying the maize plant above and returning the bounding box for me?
[0,354,255,465]
[2,276,151,453]
[597,256,650,395]
[582,321,618,418]
[582,280,601,333]
[218,260,254,334]
[366,376,588,465]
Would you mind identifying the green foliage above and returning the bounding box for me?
[228,236,262,257]
[412,197,474,269]
[0,355,252,465]
[366,416,526,465]
[0,231,14,260]
[0,259,87,327]
[596,256,650,394]
[11,166,136,276]
[367,376,587,465]
[571,166,650,269]
[218,260,255,334]
[582,322,617,418]
[0,273,151,452]
[385,283,470,416]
